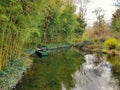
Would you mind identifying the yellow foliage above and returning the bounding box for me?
[82,29,93,40]
[104,37,119,49]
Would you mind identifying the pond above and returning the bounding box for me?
[15,48,120,90]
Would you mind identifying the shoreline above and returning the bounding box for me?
[0,44,72,90]
[0,56,33,90]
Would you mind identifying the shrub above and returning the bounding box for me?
[117,43,120,50]
[0,56,32,90]
[104,38,119,50]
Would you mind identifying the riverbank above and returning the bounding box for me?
[74,40,120,56]
[0,44,72,90]
[15,48,84,90]
[40,43,72,50]
[0,55,32,90]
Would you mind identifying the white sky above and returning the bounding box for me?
[80,0,117,27]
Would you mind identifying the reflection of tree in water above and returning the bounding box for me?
[107,56,120,87]
[72,53,119,90]
[16,49,120,90]
[16,48,84,90]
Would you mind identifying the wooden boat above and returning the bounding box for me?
[35,50,48,57]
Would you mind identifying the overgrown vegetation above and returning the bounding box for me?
[0,0,86,89]
[1,0,120,89]
[0,0,85,71]
[0,56,32,90]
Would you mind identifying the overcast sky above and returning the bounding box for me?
[77,0,117,27]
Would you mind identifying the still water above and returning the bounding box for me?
[16,48,120,90]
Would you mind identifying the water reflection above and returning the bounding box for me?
[71,54,119,90]
[16,48,84,90]
[107,56,120,87]
[15,48,120,90]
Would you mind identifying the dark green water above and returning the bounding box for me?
[16,48,84,90]
[15,48,120,90]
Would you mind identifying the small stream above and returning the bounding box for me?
[16,48,120,90]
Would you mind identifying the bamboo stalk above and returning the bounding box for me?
[0,47,2,70]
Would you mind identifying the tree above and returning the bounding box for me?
[75,14,86,36]
[112,9,120,31]
[111,0,120,39]
[115,0,120,7]
[72,0,89,18]
[0,0,85,70]
[59,0,77,42]
[92,8,105,32]
[72,0,89,36]
[92,8,110,41]
[0,0,46,70]
[40,0,63,44]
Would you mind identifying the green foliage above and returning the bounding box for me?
[112,9,120,38]
[0,1,86,89]
[104,38,119,49]
[107,56,120,86]
[57,1,78,43]
[75,15,86,35]
[112,9,120,32]
[0,56,32,90]
[0,0,85,70]
[0,0,41,69]
[102,49,107,54]
[16,48,84,90]
[82,30,92,40]
[112,19,120,32]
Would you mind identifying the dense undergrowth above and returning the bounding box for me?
[0,55,32,90]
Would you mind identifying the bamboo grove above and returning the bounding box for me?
[0,0,85,70]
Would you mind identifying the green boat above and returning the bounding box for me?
[35,50,48,57]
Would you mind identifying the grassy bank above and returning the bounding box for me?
[0,55,32,90]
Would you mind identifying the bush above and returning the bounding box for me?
[0,56,32,90]
[117,43,120,50]
[104,38,119,50]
